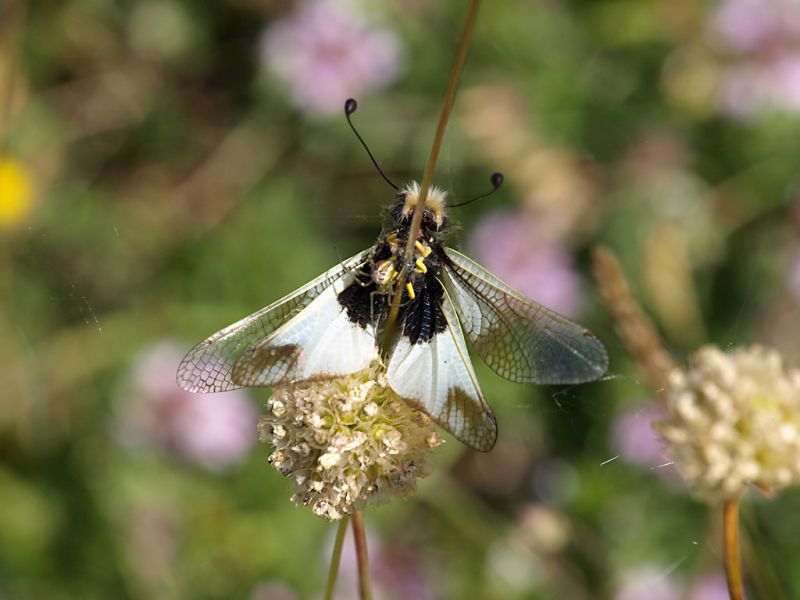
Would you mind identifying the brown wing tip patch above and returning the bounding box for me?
[446,386,498,452]
[398,387,497,452]
[232,344,302,388]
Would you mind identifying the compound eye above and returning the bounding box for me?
[423,209,433,221]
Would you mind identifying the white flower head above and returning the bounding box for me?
[656,344,800,500]
[258,362,443,520]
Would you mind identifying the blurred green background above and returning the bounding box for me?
[3,0,800,598]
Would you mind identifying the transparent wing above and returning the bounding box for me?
[231,274,379,387]
[387,284,497,452]
[442,248,608,385]
[177,250,371,393]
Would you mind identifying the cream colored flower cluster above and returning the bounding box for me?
[657,345,800,500]
[258,363,443,520]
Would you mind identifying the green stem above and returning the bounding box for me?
[351,511,373,600]
[723,498,746,600]
[323,516,350,600]
[380,0,482,356]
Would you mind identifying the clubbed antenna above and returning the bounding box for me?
[344,98,399,191]
[449,172,504,208]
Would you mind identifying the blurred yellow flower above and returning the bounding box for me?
[0,157,35,229]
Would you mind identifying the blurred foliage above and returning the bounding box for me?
[2,0,800,598]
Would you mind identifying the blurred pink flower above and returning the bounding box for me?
[373,546,437,600]
[612,406,668,469]
[710,0,800,117]
[611,405,686,489]
[249,581,298,600]
[617,569,729,600]
[328,525,436,600]
[116,341,257,471]
[774,54,800,108]
[718,63,773,117]
[260,0,404,116]
[719,56,800,117]
[711,0,791,53]
[687,572,730,600]
[616,569,681,600]
[468,211,581,317]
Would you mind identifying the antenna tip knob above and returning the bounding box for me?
[491,172,504,189]
[345,98,358,115]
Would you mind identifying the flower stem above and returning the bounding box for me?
[0,0,28,153]
[351,511,373,600]
[723,498,746,600]
[324,515,350,600]
[380,0,482,356]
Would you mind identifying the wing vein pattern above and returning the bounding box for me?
[387,282,497,451]
[176,250,370,393]
[442,248,608,385]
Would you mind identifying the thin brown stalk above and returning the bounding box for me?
[380,0,482,355]
[351,511,373,600]
[591,245,677,393]
[323,516,350,600]
[360,3,482,597]
[723,499,746,600]
[1,0,28,153]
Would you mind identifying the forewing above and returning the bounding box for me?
[177,250,370,393]
[231,274,379,387]
[386,286,497,452]
[442,249,608,385]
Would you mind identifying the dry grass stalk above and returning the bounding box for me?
[592,245,677,392]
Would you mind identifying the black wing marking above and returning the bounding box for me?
[177,250,371,393]
[441,248,608,385]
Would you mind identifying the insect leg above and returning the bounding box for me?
[339,256,373,288]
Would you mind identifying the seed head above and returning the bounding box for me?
[258,363,443,520]
[656,344,800,499]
